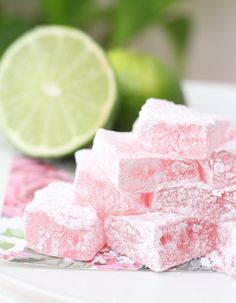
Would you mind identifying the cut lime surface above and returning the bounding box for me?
[108,49,184,131]
[0,26,117,157]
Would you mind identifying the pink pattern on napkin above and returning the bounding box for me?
[3,157,72,217]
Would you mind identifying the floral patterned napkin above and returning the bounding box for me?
[3,157,72,217]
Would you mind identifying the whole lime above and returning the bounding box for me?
[108,49,185,131]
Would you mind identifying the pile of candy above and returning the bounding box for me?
[24,99,236,275]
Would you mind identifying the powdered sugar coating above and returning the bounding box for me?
[74,149,147,219]
[133,99,229,159]
[205,220,236,277]
[105,212,217,271]
[136,99,219,124]
[93,129,207,192]
[25,182,106,260]
[217,185,236,214]
[210,139,236,188]
[150,183,226,220]
[227,124,236,141]
[28,182,97,229]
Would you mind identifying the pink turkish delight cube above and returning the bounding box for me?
[133,99,229,159]
[204,217,236,277]
[150,183,225,220]
[73,149,147,219]
[227,124,236,141]
[217,185,236,214]
[210,140,236,188]
[25,182,106,261]
[105,212,217,271]
[92,129,207,192]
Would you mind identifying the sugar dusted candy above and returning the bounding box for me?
[210,140,236,188]
[227,124,236,141]
[93,129,205,192]
[150,183,224,220]
[133,99,229,159]
[217,185,236,215]
[92,129,158,192]
[105,212,217,271]
[73,149,147,219]
[204,216,236,277]
[25,182,106,261]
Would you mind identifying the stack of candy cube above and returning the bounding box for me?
[24,99,236,275]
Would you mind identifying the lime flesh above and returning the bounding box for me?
[0,26,117,157]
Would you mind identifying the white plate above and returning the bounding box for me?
[1,80,236,303]
[1,260,236,303]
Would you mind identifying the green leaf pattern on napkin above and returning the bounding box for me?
[0,217,25,254]
[0,228,25,239]
[0,240,15,250]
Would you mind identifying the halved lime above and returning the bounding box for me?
[0,26,117,157]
